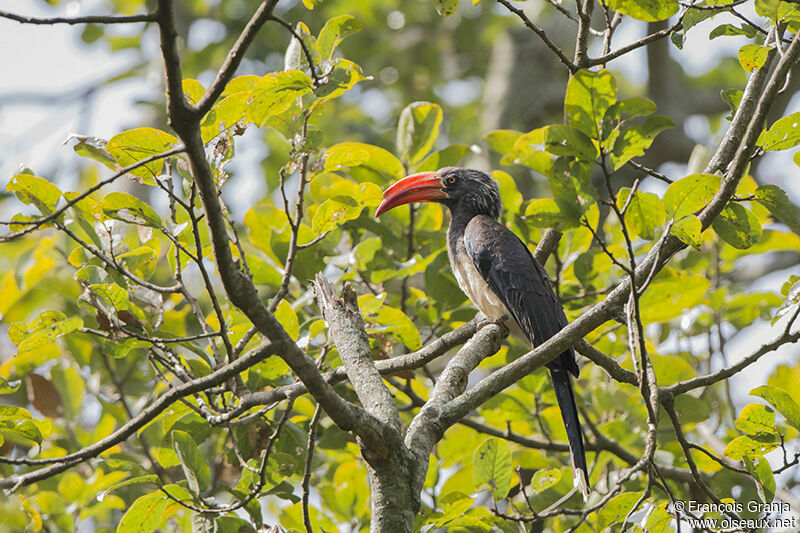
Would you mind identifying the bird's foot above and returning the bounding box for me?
[476,314,510,337]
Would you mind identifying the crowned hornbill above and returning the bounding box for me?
[375,167,589,499]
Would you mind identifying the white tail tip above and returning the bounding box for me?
[574,469,590,502]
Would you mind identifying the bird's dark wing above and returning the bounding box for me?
[463,215,588,498]
[462,215,578,376]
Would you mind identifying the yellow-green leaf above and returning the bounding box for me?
[100,192,162,228]
[317,15,362,59]
[565,69,617,138]
[472,438,512,500]
[106,128,178,184]
[616,187,666,239]
[7,174,62,215]
[751,385,800,430]
[397,101,443,165]
[247,70,314,127]
[664,173,721,218]
[712,203,762,249]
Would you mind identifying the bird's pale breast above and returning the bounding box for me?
[451,246,528,343]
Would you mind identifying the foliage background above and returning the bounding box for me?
[1,0,800,531]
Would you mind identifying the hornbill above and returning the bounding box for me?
[375,167,589,499]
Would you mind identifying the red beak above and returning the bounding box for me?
[375,172,447,217]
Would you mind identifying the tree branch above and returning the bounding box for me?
[195,0,280,116]
[314,275,404,438]
[497,0,578,73]
[0,10,155,25]
[0,146,185,242]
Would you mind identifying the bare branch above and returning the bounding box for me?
[195,0,280,116]
[314,275,403,437]
[0,10,155,25]
[497,0,578,73]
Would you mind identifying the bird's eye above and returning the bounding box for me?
[446,176,457,185]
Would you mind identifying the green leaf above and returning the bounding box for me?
[311,183,383,235]
[710,23,762,40]
[484,129,523,155]
[712,203,762,249]
[181,78,206,105]
[543,125,597,161]
[7,174,62,215]
[652,354,694,385]
[596,491,645,531]
[743,455,776,504]
[472,438,512,500]
[493,170,523,216]
[396,101,443,165]
[415,145,471,172]
[0,376,21,394]
[721,88,743,120]
[759,111,800,151]
[754,185,800,235]
[723,434,779,460]
[664,173,721,218]
[317,15,362,59]
[601,97,656,145]
[564,69,617,138]
[530,468,562,493]
[314,58,367,101]
[105,474,160,495]
[525,198,581,230]
[608,0,678,21]
[106,128,178,184]
[0,406,43,446]
[751,385,800,430]
[510,128,555,175]
[9,310,83,354]
[755,0,800,23]
[434,0,459,16]
[738,44,771,72]
[172,430,211,496]
[99,192,162,228]
[428,492,476,528]
[275,300,300,341]
[246,70,314,127]
[360,297,422,349]
[639,267,710,322]
[68,134,117,170]
[116,491,170,533]
[616,187,666,239]
[609,115,673,170]
[321,142,405,181]
[735,403,777,436]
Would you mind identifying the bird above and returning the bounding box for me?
[374,167,589,500]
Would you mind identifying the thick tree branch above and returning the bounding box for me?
[154,0,387,450]
[405,324,507,490]
[216,318,483,423]
[314,275,403,437]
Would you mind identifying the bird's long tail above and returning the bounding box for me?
[549,359,590,501]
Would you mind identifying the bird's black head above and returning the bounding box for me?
[438,167,501,220]
[375,167,502,221]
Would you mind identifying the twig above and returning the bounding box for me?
[302,404,323,533]
[195,0,280,116]
[0,146,185,242]
[497,0,578,73]
[0,10,155,25]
